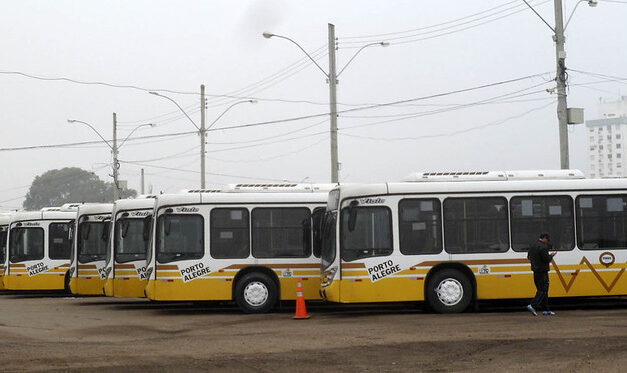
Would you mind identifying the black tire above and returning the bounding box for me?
[234,272,278,314]
[426,269,472,314]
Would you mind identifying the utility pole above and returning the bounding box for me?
[112,112,120,201]
[328,23,339,183]
[200,84,206,189]
[140,168,145,195]
[553,0,569,169]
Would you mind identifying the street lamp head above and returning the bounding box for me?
[380,41,390,47]
[262,32,274,39]
[588,0,598,7]
[67,119,76,124]
[248,99,258,104]
[148,91,160,96]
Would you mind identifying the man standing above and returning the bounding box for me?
[527,233,557,316]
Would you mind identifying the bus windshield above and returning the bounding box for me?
[1,226,8,264]
[156,214,204,263]
[320,211,337,270]
[9,227,44,263]
[115,218,149,263]
[78,221,110,263]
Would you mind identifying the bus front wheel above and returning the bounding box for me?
[427,269,472,313]
[235,272,278,314]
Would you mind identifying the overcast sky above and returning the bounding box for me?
[1,0,626,209]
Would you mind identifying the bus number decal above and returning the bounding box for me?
[367,260,401,282]
[180,262,211,283]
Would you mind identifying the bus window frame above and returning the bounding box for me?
[48,222,73,260]
[575,194,627,250]
[209,207,250,260]
[155,213,205,264]
[250,206,313,259]
[340,204,394,262]
[398,198,444,256]
[9,226,45,263]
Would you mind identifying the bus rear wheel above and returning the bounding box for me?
[64,271,71,294]
[427,269,472,314]
[235,273,278,314]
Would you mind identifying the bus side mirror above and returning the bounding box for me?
[121,220,130,238]
[101,221,111,242]
[164,215,172,236]
[81,224,91,241]
[348,200,359,232]
[142,215,153,241]
[68,220,75,241]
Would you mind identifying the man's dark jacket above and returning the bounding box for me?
[527,241,553,273]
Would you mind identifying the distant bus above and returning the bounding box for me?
[320,171,627,313]
[0,213,10,290]
[3,207,76,291]
[103,197,155,298]
[68,203,113,295]
[145,184,332,313]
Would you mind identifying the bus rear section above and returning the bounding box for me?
[69,204,112,295]
[104,198,155,298]
[145,186,330,313]
[0,213,10,290]
[321,171,627,313]
[3,209,76,291]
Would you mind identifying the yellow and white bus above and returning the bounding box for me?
[68,203,113,295]
[320,170,627,313]
[103,197,155,298]
[3,208,76,291]
[0,213,11,290]
[145,184,332,313]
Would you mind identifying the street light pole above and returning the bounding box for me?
[263,25,387,183]
[112,112,119,200]
[553,0,569,169]
[523,0,597,169]
[200,84,206,189]
[328,23,339,183]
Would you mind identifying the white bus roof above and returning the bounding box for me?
[335,177,627,200]
[77,203,113,216]
[402,169,585,182]
[113,198,156,215]
[183,183,336,194]
[8,210,77,223]
[155,191,329,208]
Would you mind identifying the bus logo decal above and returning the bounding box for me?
[180,262,211,283]
[599,252,615,268]
[27,262,50,277]
[359,197,385,205]
[367,260,401,282]
[478,265,490,275]
[282,268,293,278]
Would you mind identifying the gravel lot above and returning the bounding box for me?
[0,292,625,372]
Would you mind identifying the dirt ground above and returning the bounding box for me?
[0,292,625,372]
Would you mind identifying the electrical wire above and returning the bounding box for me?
[206,136,329,163]
[338,0,551,47]
[340,100,555,141]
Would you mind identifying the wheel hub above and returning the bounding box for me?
[243,281,269,306]
[436,278,463,306]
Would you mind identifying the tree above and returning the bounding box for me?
[23,167,137,210]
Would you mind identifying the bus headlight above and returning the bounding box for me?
[322,267,337,287]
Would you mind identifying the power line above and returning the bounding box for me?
[339,0,550,46]
[0,72,548,152]
[206,136,329,163]
[341,100,555,141]
[120,161,299,183]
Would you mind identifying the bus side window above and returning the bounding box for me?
[251,208,311,258]
[398,199,443,255]
[576,194,627,250]
[510,196,574,252]
[210,208,250,259]
[443,197,509,254]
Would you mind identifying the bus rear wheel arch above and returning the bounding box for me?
[426,268,474,313]
[234,271,279,314]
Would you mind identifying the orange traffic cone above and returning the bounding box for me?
[293,277,310,319]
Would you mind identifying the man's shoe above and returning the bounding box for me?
[542,311,556,316]
[526,304,537,316]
